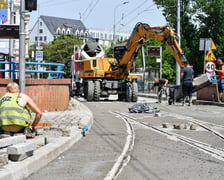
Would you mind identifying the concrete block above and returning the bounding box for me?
[173,124,185,130]
[0,134,11,139]
[7,142,36,161]
[193,73,212,92]
[35,128,44,135]
[154,113,161,117]
[162,123,169,128]
[190,124,197,130]
[7,142,36,155]
[9,151,33,161]
[0,135,26,148]
[0,153,8,167]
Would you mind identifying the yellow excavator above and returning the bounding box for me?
[77,22,187,102]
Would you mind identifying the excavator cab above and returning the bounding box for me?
[114,43,127,62]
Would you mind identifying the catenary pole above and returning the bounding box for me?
[176,0,181,85]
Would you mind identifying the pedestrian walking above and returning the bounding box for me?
[215,58,224,102]
[0,82,42,138]
[181,61,194,106]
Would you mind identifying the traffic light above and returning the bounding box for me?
[25,0,37,12]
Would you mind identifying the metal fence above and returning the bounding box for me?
[0,61,64,79]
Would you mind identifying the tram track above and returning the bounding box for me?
[102,102,224,180]
[113,111,224,170]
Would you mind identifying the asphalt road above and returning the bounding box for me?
[27,96,224,180]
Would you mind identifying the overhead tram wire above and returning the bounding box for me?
[116,3,155,32]
[114,0,151,32]
[39,0,80,9]
[119,7,157,31]
[81,0,96,19]
[82,0,100,23]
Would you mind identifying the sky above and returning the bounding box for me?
[29,0,167,33]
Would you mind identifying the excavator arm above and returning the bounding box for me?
[111,22,187,78]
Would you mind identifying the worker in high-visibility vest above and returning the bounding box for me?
[0,82,42,138]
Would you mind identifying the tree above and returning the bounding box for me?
[153,0,224,76]
[42,35,82,78]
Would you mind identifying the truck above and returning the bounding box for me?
[75,22,187,102]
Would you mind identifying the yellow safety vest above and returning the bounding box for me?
[0,92,32,127]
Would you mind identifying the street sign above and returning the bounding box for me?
[156,58,161,63]
[147,46,161,56]
[0,25,19,39]
[36,46,43,50]
[199,38,212,51]
[205,61,216,73]
[35,51,43,61]
[205,50,216,61]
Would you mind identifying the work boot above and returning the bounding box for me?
[188,97,192,106]
[24,127,34,138]
[182,97,186,106]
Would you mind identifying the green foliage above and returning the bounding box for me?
[152,0,224,79]
[41,35,82,77]
[106,44,114,58]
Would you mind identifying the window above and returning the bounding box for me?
[93,59,97,67]
[39,29,43,34]
[44,36,47,41]
[13,12,16,24]
[56,28,61,35]
[40,21,42,26]
[39,36,42,41]
[75,30,79,36]
[35,36,38,41]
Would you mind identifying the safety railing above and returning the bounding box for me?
[0,61,64,79]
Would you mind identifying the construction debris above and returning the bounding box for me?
[128,103,160,113]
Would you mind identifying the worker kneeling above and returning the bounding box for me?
[0,82,42,138]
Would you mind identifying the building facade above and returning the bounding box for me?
[88,28,130,48]
[29,15,88,45]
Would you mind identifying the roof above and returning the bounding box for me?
[40,15,87,35]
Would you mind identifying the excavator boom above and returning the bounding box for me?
[114,23,186,77]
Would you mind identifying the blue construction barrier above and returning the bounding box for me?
[0,61,64,79]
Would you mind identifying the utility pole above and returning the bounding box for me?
[19,0,26,92]
[176,0,181,85]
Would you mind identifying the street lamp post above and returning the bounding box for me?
[113,1,129,44]
[19,0,26,93]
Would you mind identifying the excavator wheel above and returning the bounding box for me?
[132,81,138,102]
[93,80,101,101]
[126,82,132,102]
[85,81,94,101]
